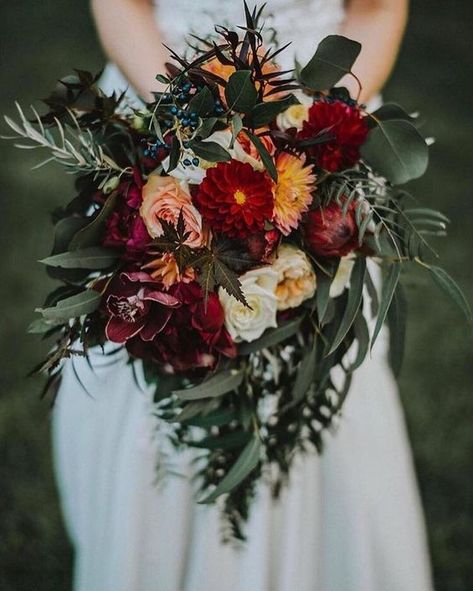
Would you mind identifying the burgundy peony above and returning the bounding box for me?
[297,99,368,172]
[102,171,151,257]
[303,201,359,258]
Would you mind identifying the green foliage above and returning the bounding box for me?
[225,70,258,113]
[38,289,101,321]
[299,35,361,91]
[173,369,245,400]
[40,247,118,270]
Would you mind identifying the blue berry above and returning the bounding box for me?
[170,105,178,115]
[183,158,191,166]
[192,157,199,166]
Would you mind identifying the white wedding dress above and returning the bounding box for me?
[52,1,434,590]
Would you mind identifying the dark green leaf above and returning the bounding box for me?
[183,407,237,428]
[387,282,408,377]
[190,430,251,450]
[195,116,218,140]
[251,95,299,128]
[371,262,402,350]
[429,266,473,324]
[238,317,303,355]
[40,247,118,270]
[230,113,243,148]
[243,130,277,181]
[328,257,366,354]
[348,313,370,371]
[199,435,261,503]
[173,368,244,400]
[368,103,416,127]
[166,136,181,172]
[213,258,248,306]
[299,35,361,91]
[188,86,215,116]
[190,139,231,162]
[361,120,429,185]
[225,70,258,113]
[69,192,118,249]
[38,289,101,321]
[292,337,317,403]
[315,260,340,323]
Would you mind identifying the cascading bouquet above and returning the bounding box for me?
[4,3,471,539]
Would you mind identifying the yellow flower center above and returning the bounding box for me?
[234,189,247,205]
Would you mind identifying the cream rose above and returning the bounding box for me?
[271,244,316,310]
[219,267,278,342]
[140,175,203,247]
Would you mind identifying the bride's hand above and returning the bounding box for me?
[91,0,170,101]
[340,0,409,103]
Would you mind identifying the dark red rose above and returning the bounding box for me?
[303,201,359,258]
[195,160,274,238]
[104,272,180,344]
[297,99,368,172]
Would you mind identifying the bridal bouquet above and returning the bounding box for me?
[5,3,470,538]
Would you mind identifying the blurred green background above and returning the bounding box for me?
[1,1,472,590]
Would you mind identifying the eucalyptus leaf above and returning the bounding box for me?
[225,70,258,113]
[371,262,401,350]
[40,247,118,270]
[328,257,366,354]
[361,119,429,185]
[292,337,317,403]
[429,266,473,324]
[190,140,231,163]
[251,95,299,128]
[69,192,118,249]
[238,317,303,355]
[188,86,214,116]
[368,103,416,127]
[173,368,244,400]
[199,435,261,504]
[243,130,277,181]
[38,289,101,321]
[348,313,370,371]
[299,35,361,91]
[387,283,408,377]
[190,430,251,450]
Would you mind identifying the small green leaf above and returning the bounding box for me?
[429,266,473,324]
[328,257,366,354]
[38,289,101,321]
[195,116,218,140]
[69,192,118,250]
[371,262,402,350]
[191,430,251,450]
[183,407,237,428]
[251,95,299,128]
[243,130,277,181]
[368,103,417,126]
[230,113,243,148]
[387,283,408,377]
[238,317,303,355]
[190,140,231,163]
[166,136,181,172]
[292,337,317,402]
[225,70,258,113]
[361,120,429,185]
[300,35,361,91]
[188,86,215,116]
[40,247,118,269]
[199,435,261,503]
[173,368,244,400]
[348,313,370,371]
[315,260,340,322]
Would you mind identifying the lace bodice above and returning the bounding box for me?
[154,0,345,70]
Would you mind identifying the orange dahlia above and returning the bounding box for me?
[272,153,316,235]
[195,160,274,238]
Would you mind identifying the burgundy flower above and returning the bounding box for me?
[102,171,151,257]
[112,279,236,373]
[246,228,282,262]
[297,99,368,172]
[303,201,359,258]
[104,272,180,344]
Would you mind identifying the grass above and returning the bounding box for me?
[0,1,472,589]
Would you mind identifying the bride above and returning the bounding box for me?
[52,1,433,590]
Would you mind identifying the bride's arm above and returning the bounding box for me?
[90,0,169,100]
[341,0,409,103]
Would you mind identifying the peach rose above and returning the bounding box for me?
[140,175,203,248]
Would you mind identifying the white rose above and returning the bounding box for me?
[276,94,312,131]
[330,256,355,298]
[219,267,278,342]
[271,244,316,310]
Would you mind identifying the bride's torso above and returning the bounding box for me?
[155,0,345,69]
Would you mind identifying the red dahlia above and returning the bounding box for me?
[297,99,368,172]
[195,160,274,238]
